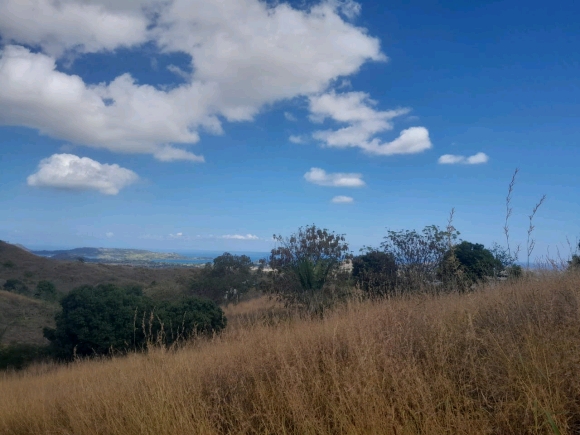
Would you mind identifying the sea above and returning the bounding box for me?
[152,250,271,266]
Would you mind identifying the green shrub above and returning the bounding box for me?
[352,249,398,297]
[268,225,352,313]
[152,297,227,345]
[44,284,227,359]
[35,280,58,301]
[3,279,29,295]
[0,344,51,371]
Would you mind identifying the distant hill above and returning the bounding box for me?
[0,241,199,345]
[31,247,186,262]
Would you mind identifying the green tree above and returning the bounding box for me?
[2,279,29,295]
[44,284,227,359]
[446,241,503,284]
[190,252,256,303]
[35,280,58,301]
[381,225,459,290]
[43,284,149,358]
[268,225,352,313]
[352,248,398,297]
[152,297,227,345]
[489,242,522,280]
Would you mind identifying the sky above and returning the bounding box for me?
[0,0,578,261]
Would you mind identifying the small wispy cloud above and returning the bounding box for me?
[166,64,191,80]
[220,234,260,240]
[331,195,354,203]
[289,135,306,144]
[304,167,365,187]
[105,232,114,238]
[168,232,185,239]
[438,152,489,165]
[284,112,297,121]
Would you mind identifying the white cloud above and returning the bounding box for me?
[106,232,114,238]
[221,234,260,240]
[309,91,432,156]
[304,167,365,187]
[0,0,386,161]
[0,46,208,161]
[166,64,191,80]
[289,135,306,144]
[27,153,138,195]
[284,112,297,121]
[169,232,185,239]
[331,195,354,203]
[438,152,489,165]
[466,152,489,164]
[0,0,152,58]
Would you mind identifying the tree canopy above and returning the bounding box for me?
[268,225,352,312]
[44,284,226,359]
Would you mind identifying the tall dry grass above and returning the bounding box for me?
[1,270,579,435]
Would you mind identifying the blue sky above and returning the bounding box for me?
[0,0,578,262]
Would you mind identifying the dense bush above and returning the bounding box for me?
[0,343,51,371]
[190,252,256,303]
[152,298,227,345]
[351,249,398,297]
[44,284,226,359]
[34,280,58,301]
[2,278,29,295]
[446,241,503,284]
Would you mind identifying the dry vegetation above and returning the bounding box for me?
[1,270,579,434]
[0,241,199,344]
[0,241,197,294]
[0,290,58,345]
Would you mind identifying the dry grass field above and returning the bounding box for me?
[1,270,579,434]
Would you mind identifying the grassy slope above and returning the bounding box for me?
[0,271,579,434]
[0,241,200,345]
[0,291,58,345]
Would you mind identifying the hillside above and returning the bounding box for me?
[0,241,200,345]
[1,272,579,434]
[0,241,198,294]
[31,247,189,262]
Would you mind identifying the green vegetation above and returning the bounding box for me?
[190,252,257,303]
[446,241,502,284]
[267,224,352,313]
[351,249,398,297]
[34,280,58,301]
[2,278,29,295]
[0,343,51,370]
[43,283,226,359]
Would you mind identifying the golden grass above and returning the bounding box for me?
[1,271,579,434]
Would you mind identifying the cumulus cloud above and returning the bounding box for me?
[309,91,432,156]
[220,234,260,240]
[0,0,386,161]
[0,46,208,161]
[304,167,365,187]
[331,195,354,203]
[27,153,138,195]
[438,152,489,165]
[0,0,152,58]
